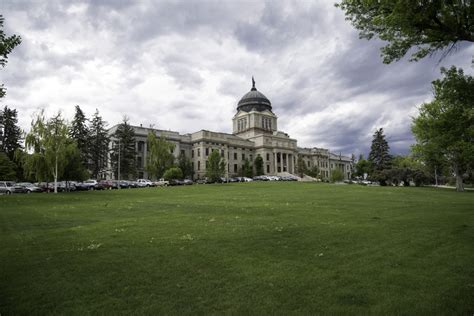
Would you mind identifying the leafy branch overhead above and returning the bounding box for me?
[336,0,474,63]
[0,15,22,98]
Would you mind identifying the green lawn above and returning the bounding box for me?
[1,182,473,315]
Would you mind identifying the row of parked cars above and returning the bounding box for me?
[1,174,301,195]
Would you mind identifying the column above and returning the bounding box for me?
[285,153,289,173]
[274,151,278,174]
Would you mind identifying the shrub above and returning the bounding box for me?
[163,167,183,181]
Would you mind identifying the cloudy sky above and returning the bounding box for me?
[1,0,473,157]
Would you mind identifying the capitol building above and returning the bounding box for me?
[108,79,352,180]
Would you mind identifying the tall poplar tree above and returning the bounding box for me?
[146,132,175,180]
[206,150,226,182]
[88,109,109,179]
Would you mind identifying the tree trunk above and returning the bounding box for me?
[54,157,58,194]
[454,164,464,192]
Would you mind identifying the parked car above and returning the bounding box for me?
[242,177,253,182]
[17,182,43,193]
[183,179,193,185]
[82,179,98,190]
[0,181,27,194]
[155,179,169,187]
[169,179,184,186]
[195,179,208,184]
[98,180,114,190]
[137,179,153,187]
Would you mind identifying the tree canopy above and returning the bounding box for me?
[88,109,109,179]
[0,15,21,98]
[206,150,226,182]
[110,117,136,180]
[146,132,175,180]
[336,0,474,63]
[412,66,474,191]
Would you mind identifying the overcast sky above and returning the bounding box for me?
[1,0,473,157]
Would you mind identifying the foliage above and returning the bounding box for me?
[412,66,474,192]
[146,132,175,180]
[163,167,183,180]
[296,156,308,177]
[110,117,136,180]
[62,145,89,182]
[242,158,253,178]
[1,106,22,160]
[354,155,371,178]
[0,151,16,180]
[336,0,474,63]
[368,128,391,172]
[0,15,22,98]
[330,168,344,182]
[254,154,264,176]
[206,150,226,182]
[24,111,73,193]
[88,109,109,179]
[306,166,320,178]
[69,105,89,168]
[178,152,194,179]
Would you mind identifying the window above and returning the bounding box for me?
[180,149,185,156]
[137,156,142,168]
[192,150,194,158]
[197,148,200,157]
[307,161,310,167]
[221,150,224,157]
[234,153,237,160]
[197,161,200,171]
[266,153,270,161]
[242,153,245,160]
[138,142,143,151]
[266,165,270,173]
[234,164,238,172]
[205,148,209,156]
[250,155,253,161]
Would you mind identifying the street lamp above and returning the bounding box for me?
[117,139,121,190]
[0,109,4,150]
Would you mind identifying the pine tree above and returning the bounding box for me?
[110,117,136,180]
[368,128,391,171]
[70,105,89,168]
[1,106,22,160]
[0,151,16,180]
[88,109,109,179]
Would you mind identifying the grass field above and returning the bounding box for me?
[1,182,473,315]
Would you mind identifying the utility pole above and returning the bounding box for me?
[118,139,121,190]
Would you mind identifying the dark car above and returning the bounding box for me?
[169,179,184,186]
[17,182,43,193]
[98,180,114,190]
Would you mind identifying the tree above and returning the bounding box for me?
[163,167,183,181]
[368,128,391,171]
[255,154,264,176]
[0,151,16,180]
[24,111,72,193]
[1,106,22,160]
[70,105,89,168]
[178,152,194,179]
[412,66,474,192]
[330,168,344,182]
[146,132,175,180]
[62,145,89,183]
[110,117,136,180]
[296,156,308,177]
[0,15,22,98]
[307,166,320,178]
[88,109,109,179]
[242,158,253,178]
[336,1,474,63]
[354,155,371,178]
[206,150,226,182]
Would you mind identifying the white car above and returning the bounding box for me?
[154,179,169,187]
[242,177,253,182]
[136,179,153,187]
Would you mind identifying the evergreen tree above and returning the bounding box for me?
[254,155,264,175]
[88,109,109,179]
[178,151,194,179]
[70,105,89,168]
[1,106,22,161]
[206,150,226,182]
[296,156,308,177]
[0,151,16,180]
[110,117,136,180]
[368,128,391,171]
[146,132,175,180]
[242,158,253,178]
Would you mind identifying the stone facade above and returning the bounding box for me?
[107,81,352,180]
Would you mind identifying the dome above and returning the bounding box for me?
[237,78,272,112]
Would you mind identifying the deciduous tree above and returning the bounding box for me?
[146,132,175,180]
[336,0,474,63]
[206,150,226,182]
[0,15,21,98]
[254,154,264,176]
[412,66,474,191]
